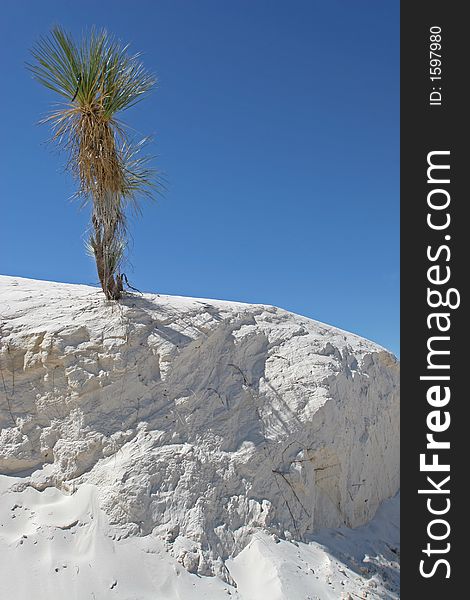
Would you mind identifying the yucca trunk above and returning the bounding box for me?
[90,187,125,300]
[91,214,123,300]
[80,115,125,300]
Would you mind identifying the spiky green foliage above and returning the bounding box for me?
[28,26,157,299]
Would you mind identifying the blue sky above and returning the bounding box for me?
[0,0,399,355]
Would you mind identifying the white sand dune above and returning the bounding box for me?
[0,276,399,598]
[0,475,399,599]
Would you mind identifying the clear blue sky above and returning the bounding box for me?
[0,0,399,355]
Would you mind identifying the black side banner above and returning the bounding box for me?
[401,2,466,597]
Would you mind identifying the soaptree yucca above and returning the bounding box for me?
[28,26,157,299]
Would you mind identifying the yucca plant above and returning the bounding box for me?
[28,26,157,300]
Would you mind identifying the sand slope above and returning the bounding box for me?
[0,474,399,599]
[0,275,399,598]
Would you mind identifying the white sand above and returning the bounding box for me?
[0,474,399,599]
[0,275,399,598]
